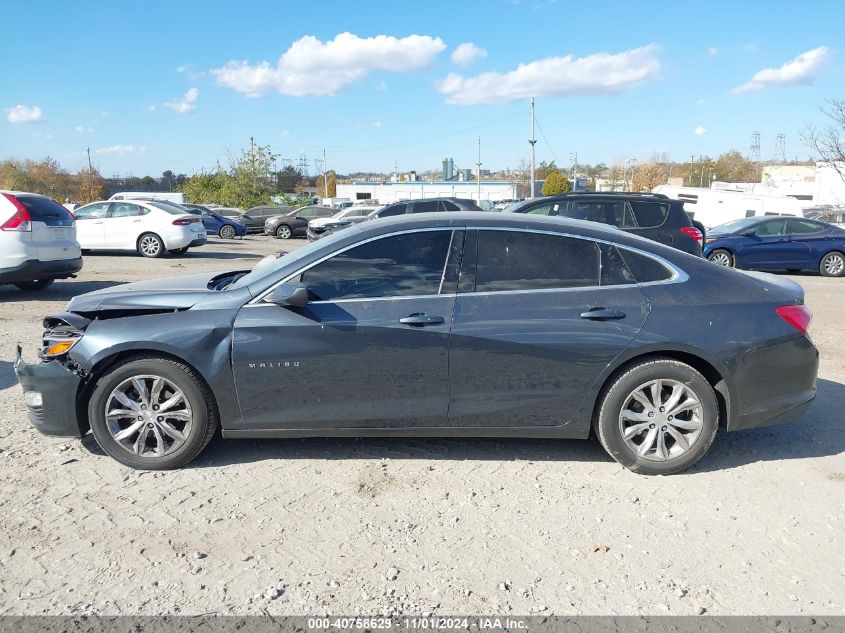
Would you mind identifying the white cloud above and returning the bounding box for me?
[707,47,718,57]
[95,145,147,155]
[148,105,157,112]
[357,121,382,129]
[438,44,661,105]
[75,125,94,133]
[452,42,488,67]
[732,46,829,94]
[280,130,290,137]
[5,104,44,124]
[744,43,758,53]
[695,98,706,105]
[34,131,54,139]
[165,88,199,114]
[212,32,446,97]
[176,64,190,73]
[694,126,707,136]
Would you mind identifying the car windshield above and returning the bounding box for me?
[230,228,352,289]
[710,217,763,235]
[148,201,190,215]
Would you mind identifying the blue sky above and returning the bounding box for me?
[1,0,843,177]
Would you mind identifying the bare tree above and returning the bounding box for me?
[804,99,845,180]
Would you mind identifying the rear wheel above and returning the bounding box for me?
[14,279,54,291]
[707,249,733,267]
[168,247,188,256]
[88,357,219,470]
[275,224,292,239]
[819,251,845,277]
[219,224,236,239]
[137,233,164,258]
[595,358,719,475]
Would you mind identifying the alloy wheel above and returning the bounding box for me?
[220,225,235,239]
[277,225,292,239]
[105,374,194,457]
[823,253,844,276]
[618,379,704,462]
[139,235,162,257]
[708,251,731,267]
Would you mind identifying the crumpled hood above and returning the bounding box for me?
[66,271,224,314]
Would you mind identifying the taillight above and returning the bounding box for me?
[172,218,197,226]
[1,193,33,231]
[680,226,703,247]
[776,305,812,334]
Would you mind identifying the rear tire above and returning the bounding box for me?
[137,233,164,258]
[87,356,219,470]
[595,358,719,475]
[707,249,733,267]
[819,251,845,277]
[14,279,54,291]
[219,225,236,239]
[275,224,292,239]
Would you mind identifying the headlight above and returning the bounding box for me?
[41,332,83,358]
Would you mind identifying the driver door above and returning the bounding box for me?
[231,229,462,430]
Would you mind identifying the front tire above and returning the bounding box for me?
[14,279,54,291]
[138,233,164,258]
[275,224,292,239]
[819,251,845,277]
[88,357,219,470]
[219,224,236,239]
[707,249,733,267]
[595,358,719,475]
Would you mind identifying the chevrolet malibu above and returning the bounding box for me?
[15,213,818,475]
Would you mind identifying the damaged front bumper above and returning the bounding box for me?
[14,344,85,437]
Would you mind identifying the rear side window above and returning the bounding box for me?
[618,248,674,283]
[412,200,440,213]
[301,230,453,300]
[789,219,826,234]
[471,231,600,292]
[629,201,670,228]
[16,195,75,226]
[378,203,407,217]
[441,200,461,211]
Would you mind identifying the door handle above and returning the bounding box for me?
[580,307,626,321]
[399,313,445,327]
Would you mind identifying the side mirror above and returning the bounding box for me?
[267,282,309,307]
[740,229,756,237]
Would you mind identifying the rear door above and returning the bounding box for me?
[232,229,461,429]
[628,200,672,246]
[786,219,833,268]
[73,202,110,249]
[447,229,649,428]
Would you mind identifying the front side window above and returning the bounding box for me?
[301,230,453,300]
[469,231,600,292]
[74,203,110,220]
[412,200,440,213]
[753,220,787,236]
[521,201,559,216]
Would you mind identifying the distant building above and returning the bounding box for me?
[336,180,522,204]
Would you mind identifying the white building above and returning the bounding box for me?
[336,180,521,204]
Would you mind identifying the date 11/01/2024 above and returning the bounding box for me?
[306,617,528,630]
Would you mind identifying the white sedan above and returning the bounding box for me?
[73,199,206,257]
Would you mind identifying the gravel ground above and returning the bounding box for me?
[0,235,843,616]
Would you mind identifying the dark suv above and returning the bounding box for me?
[506,192,704,256]
[371,197,483,218]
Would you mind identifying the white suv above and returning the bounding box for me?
[0,190,82,291]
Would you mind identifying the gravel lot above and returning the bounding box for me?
[0,235,843,616]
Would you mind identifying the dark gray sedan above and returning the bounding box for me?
[15,213,818,475]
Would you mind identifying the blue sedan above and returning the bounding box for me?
[704,215,845,277]
[183,204,247,239]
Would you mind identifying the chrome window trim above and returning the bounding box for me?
[246,225,687,307]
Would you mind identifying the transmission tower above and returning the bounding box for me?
[749,131,761,164]
[773,134,786,163]
[298,153,309,177]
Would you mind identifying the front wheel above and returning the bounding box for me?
[707,249,733,267]
[88,357,219,469]
[595,358,719,475]
[219,224,236,239]
[275,224,292,239]
[819,251,845,277]
[138,233,164,258]
[14,279,54,291]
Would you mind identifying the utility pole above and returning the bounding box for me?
[86,147,93,197]
[529,97,536,199]
[476,136,482,203]
[323,148,328,198]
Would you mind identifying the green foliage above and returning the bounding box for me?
[542,169,571,195]
[0,157,104,203]
[275,165,304,193]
